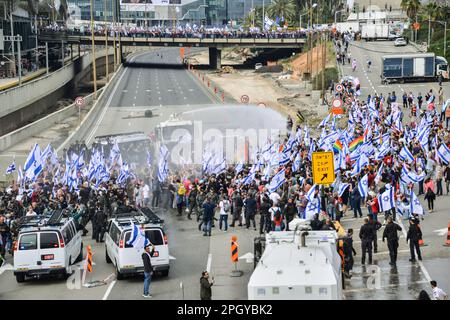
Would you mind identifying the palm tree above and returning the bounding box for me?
[400,0,421,21]
[240,6,263,29]
[267,0,297,24]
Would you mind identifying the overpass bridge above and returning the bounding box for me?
[38,32,307,69]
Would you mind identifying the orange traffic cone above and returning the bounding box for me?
[444,222,450,247]
[418,225,428,246]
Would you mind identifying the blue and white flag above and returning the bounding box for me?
[278,151,291,166]
[304,197,321,220]
[17,166,24,185]
[126,222,150,250]
[374,162,384,184]
[242,171,256,185]
[235,162,244,175]
[378,188,395,212]
[400,165,426,184]
[399,145,414,163]
[292,152,301,173]
[5,160,16,175]
[24,143,43,181]
[146,150,152,167]
[338,183,349,198]
[268,168,286,193]
[357,174,369,199]
[351,153,369,177]
[318,113,331,128]
[410,190,424,215]
[437,144,450,165]
[306,184,318,202]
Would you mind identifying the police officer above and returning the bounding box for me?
[187,184,198,220]
[343,229,357,278]
[230,190,243,227]
[382,216,402,266]
[93,203,107,243]
[368,213,381,253]
[359,217,375,265]
[406,218,422,262]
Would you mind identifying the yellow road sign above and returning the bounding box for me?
[312,151,335,185]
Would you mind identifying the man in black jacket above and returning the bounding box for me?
[368,214,381,253]
[359,217,375,264]
[92,204,107,243]
[142,244,155,298]
[200,271,214,300]
[406,218,422,262]
[382,217,402,266]
[343,229,357,278]
[283,198,297,231]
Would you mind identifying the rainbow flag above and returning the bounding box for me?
[333,140,343,153]
[349,136,364,152]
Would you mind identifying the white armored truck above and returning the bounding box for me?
[248,219,343,300]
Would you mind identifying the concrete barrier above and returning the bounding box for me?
[0,48,113,119]
[0,91,96,152]
[56,65,123,153]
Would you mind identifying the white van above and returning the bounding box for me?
[105,208,170,280]
[13,211,83,283]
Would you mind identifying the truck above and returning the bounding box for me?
[248,219,344,300]
[361,24,398,41]
[381,53,449,84]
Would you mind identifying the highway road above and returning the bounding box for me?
[338,40,450,299]
[0,48,284,300]
[0,44,448,300]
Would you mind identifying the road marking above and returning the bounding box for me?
[122,90,128,93]
[344,280,428,293]
[159,97,162,100]
[146,89,151,92]
[206,253,212,273]
[134,96,136,100]
[133,103,136,107]
[167,89,173,92]
[85,65,128,144]
[433,228,447,236]
[169,255,177,260]
[0,263,14,276]
[102,280,117,300]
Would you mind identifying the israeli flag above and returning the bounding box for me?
[437,144,450,165]
[242,171,256,185]
[268,168,286,193]
[235,162,244,175]
[306,184,318,202]
[5,160,16,175]
[278,151,291,166]
[338,183,350,197]
[374,143,390,161]
[399,145,414,163]
[126,222,150,250]
[357,174,369,199]
[292,152,301,173]
[378,188,395,212]
[318,113,331,128]
[24,143,43,181]
[374,163,384,184]
[304,197,321,220]
[410,190,424,215]
[41,144,52,164]
[400,165,426,184]
[351,153,369,177]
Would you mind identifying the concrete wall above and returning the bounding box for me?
[0,49,114,136]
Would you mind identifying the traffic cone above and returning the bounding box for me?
[444,222,450,247]
[418,225,428,246]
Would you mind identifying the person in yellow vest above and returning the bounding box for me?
[176,180,186,216]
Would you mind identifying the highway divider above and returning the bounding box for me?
[187,64,238,104]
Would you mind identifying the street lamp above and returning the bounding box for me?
[434,20,447,57]
[299,12,308,29]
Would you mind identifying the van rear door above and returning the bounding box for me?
[144,228,169,266]
[119,231,143,270]
[15,232,40,272]
[39,232,65,270]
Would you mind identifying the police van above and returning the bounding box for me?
[105,207,170,280]
[13,210,83,283]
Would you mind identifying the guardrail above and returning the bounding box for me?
[39,34,308,47]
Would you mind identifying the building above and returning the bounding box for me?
[67,0,267,26]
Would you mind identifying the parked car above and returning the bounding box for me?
[394,38,407,47]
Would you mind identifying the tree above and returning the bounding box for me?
[240,6,263,29]
[400,0,421,21]
[267,0,297,25]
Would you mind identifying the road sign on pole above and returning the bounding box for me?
[335,84,343,92]
[240,94,249,104]
[75,96,85,107]
[312,151,335,185]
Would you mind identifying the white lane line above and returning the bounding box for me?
[134,96,137,99]
[397,218,432,282]
[206,253,212,273]
[102,280,117,300]
[184,97,187,99]
[159,97,162,100]
[122,90,128,93]
[86,66,128,144]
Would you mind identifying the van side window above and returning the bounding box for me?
[19,234,37,250]
[62,226,73,244]
[145,229,163,246]
[40,232,60,249]
[69,221,77,236]
[109,224,120,245]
